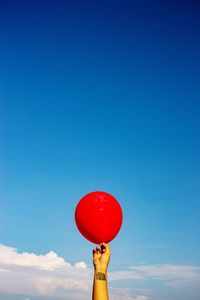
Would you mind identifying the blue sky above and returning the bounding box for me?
[0,1,200,299]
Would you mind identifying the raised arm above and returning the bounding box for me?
[92,242,110,300]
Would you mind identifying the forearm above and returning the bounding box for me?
[92,268,109,300]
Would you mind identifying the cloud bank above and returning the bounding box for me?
[0,244,200,300]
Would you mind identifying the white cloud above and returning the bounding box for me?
[129,297,147,300]
[0,244,70,271]
[109,270,144,281]
[0,268,10,272]
[74,261,87,268]
[129,264,200,286]
[0,244,91,299]
[109,287,148,300]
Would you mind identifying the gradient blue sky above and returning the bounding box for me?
[0,1,200,299]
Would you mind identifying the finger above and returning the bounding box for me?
[102,242,110,252]
[100,243,105,254]
[96,246,101,252]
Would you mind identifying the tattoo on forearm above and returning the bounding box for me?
[95,272,106,281]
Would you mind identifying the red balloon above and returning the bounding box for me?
[75,191,123,244]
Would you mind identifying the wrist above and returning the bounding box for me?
[94,264,108,274]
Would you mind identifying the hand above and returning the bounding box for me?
[93,243,110,273]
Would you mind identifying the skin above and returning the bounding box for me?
[92,242,110,300]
